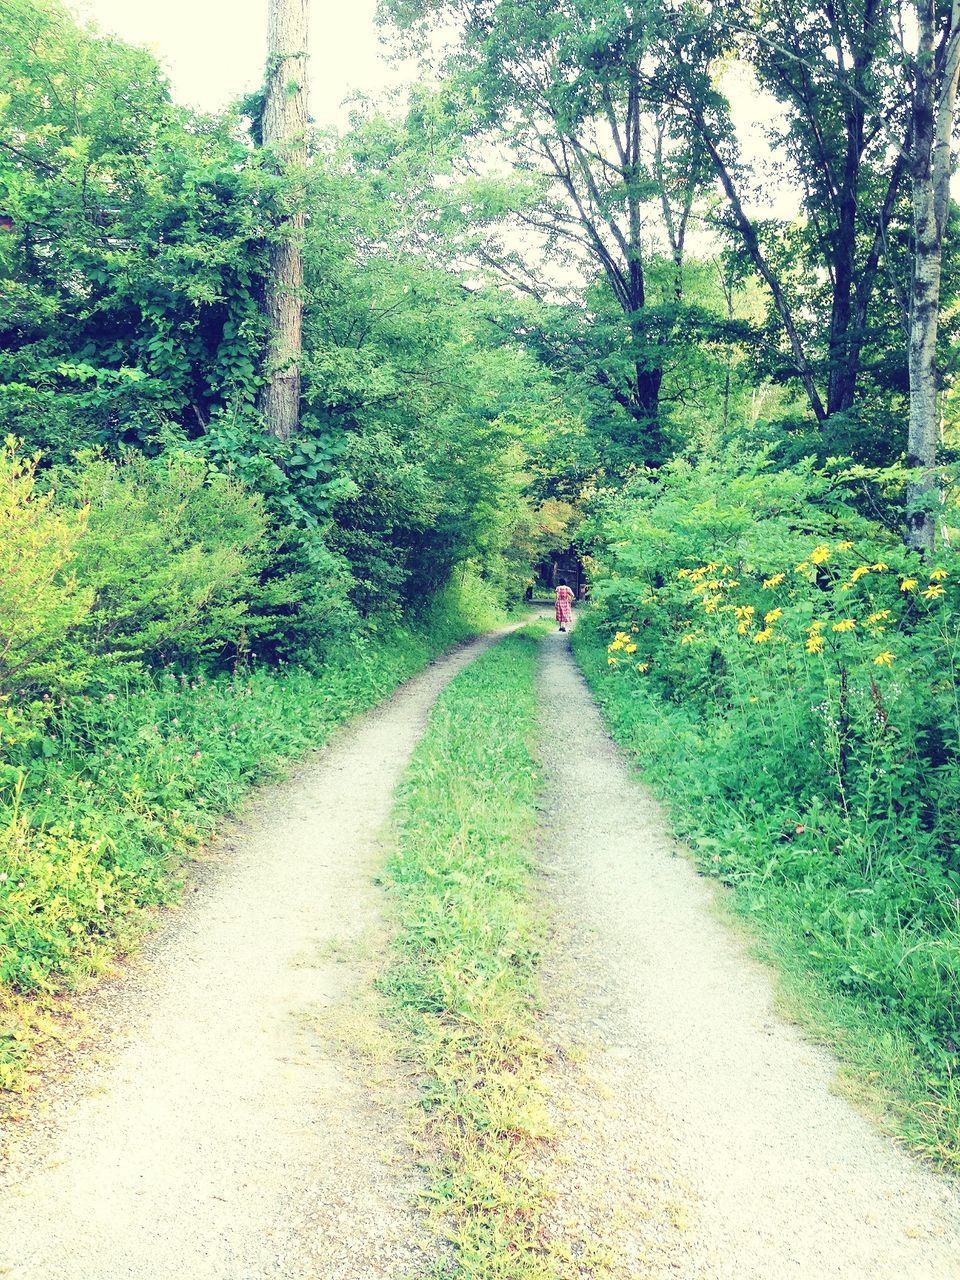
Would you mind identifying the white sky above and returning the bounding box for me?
[80,0,797,230]
[81,0,406,125]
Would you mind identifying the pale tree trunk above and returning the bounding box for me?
[905,0,960,553]
[259,0,309,442]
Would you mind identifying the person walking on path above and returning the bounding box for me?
[555,578,575,632]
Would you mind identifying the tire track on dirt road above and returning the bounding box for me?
[535,625,960,1280]
[0,631,506,1280]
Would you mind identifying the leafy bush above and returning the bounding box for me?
[0,440,92,694]
[62,452,267,670]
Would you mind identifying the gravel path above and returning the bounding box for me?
[0,634,500,1280]
[536,626,960,1280]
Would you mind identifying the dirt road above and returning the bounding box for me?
[3,622,960,1280]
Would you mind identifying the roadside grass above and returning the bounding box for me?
[0,589,497,1092]
[572,618,960,1173]
[381,629,567,1279]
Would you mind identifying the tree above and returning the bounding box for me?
[259,0,310,441]
[904,0,960,552]
[0,0,268,459]
[660,0,910,430]
[385,0,711,467]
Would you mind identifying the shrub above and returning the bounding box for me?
[61,451,267,672]
[0,439,92,694]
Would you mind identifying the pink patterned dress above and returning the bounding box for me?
[555,584,575,628]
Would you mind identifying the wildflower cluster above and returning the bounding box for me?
[664,542,957,675]
[607,627,642,669]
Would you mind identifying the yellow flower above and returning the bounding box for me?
[733,605,754,634]
[806,634,824,654]
[840,583,855,592]
[749,695,759,703]
[810,544,831,564]
[607,656,618,666]
[930,567,949,581]
[764,608,782,624]
[723,564,734,574]
[900,578,918,591]
[837,540,855,551]
[615,631,631,642]
[608,640,623,652]
[873,651,895,666]
[625,642,638,654]
[762,573,785,589]
[832,619,856,633]
[923,584,945,600]
[808,620,824,633]
[872,562,889,572]
[753,628,773,644]
[702,593,722,614]
[795,561,810,572]
[866,610,891,624]
[850,565,871,583]
[680,633,699,645]
[636,662,649,673]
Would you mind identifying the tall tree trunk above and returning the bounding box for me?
[259,0,309,442]
[905,0,960,553]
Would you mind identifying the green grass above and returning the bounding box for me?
[381,630,565,1279]
[0,589,497,1091]
[572,616,960,1173]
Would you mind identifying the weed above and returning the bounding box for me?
[382,633,565,1278]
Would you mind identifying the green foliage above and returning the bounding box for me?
[296,128,571,611]
[0,1,583,626]
[0,439,92,693]
[382,632,560,1278]
[0,0,270,457]
[64,452,267,669]
[1,443,269,689]
[577,447,960,1166]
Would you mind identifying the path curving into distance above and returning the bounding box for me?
[5,619,960,1280]
[535,625,960,1279]
[0,632,504,1280]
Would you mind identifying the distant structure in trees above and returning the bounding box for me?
[539,549,585,597]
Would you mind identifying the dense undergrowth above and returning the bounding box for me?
[576,448,960,1169]
[381,629,568,1279]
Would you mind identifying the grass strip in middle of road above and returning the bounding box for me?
[381,629,558,1279]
